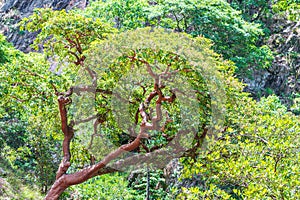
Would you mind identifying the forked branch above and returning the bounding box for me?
[45,54,189,200]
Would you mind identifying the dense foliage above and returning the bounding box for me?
[180,95,300,199]
[83,0,274,75]
[229,0,300,102]
[0,0,299,199]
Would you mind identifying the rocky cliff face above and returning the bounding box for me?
[266,19,300,101]
[0,0,88,52]
[246,18,300,105]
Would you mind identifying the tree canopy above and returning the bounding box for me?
[83,0,274,75]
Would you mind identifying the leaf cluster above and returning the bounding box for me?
[181,95,300,199]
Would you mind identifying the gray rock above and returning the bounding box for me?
[0,0,88,52]
[0,167,7,176]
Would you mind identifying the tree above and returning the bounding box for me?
[228,0,273,23]
[0,34,11,64]
[15,7,246,199]
[0,42,63,193]
[273,0,300,21]
[84,0,274,75]
[179,95,300,199]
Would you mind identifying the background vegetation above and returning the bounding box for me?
[0,0,299,199]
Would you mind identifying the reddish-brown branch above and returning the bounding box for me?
[109,147,182,170]
[74,115,98,126]
[145,91,158,104]
[68,50,81,64]
[66,37,77,47]
[47,86,145,199]
[72,85,112,95]
[136,57,178,137]
[45,135,142,199]
[88,118,101,149]
[127,54,159,84]
[139,103,151,137]
[183,126,208,160]
[45,54,194,199]
[161,112,173,133]
[150,143,165,152]
[135,108,140,125]
[21,66,43,78]
[75,36,83,54]
[55,95,74,180]
[141,142,150,153]
[11,96,26,102]
[85,66,97,86]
